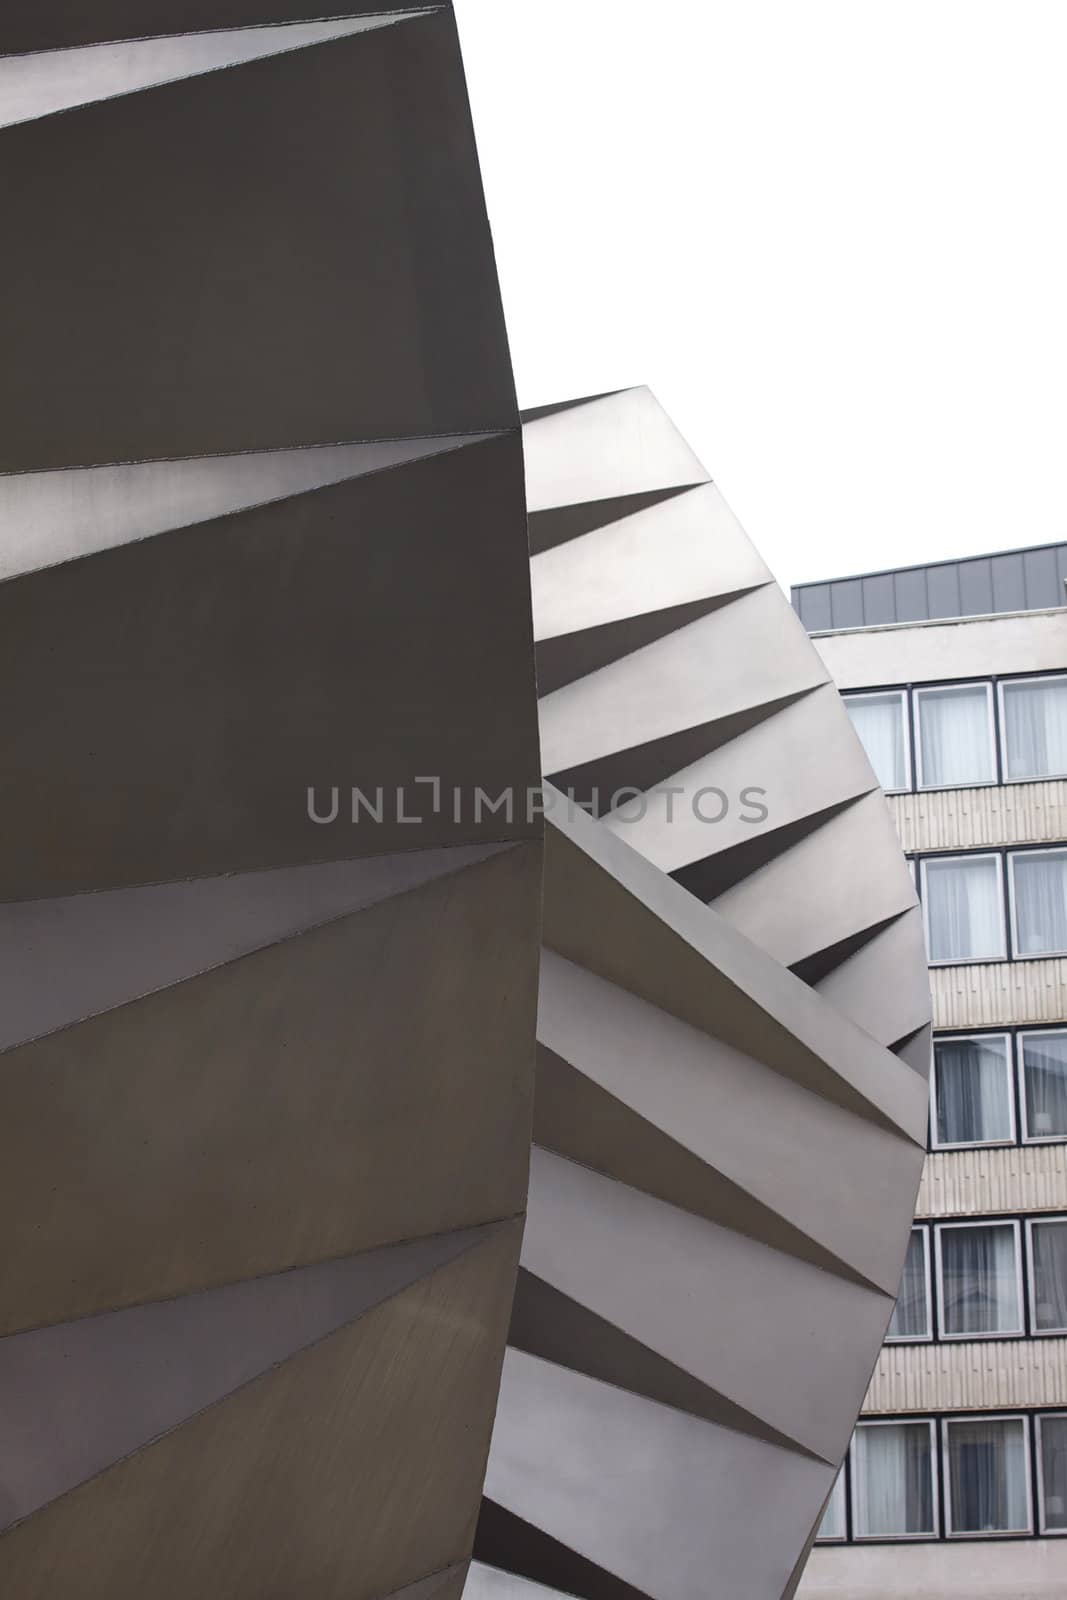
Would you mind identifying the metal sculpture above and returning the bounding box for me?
[0,7,540,1597]
[0,10,930,1600]
[470,390,931,1600]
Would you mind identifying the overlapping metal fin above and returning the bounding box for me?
[0,7,540,1597]
[471,390,931,1600]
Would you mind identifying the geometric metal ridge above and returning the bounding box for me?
[0,1221,501,1531]
[0,14,437,131]
[0,433,500,582]
[0,6,540,1596]
[472,392,931,1600]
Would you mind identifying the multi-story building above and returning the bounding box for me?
[793,544,1067,1599]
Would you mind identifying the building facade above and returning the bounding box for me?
[794,550,1067,1599]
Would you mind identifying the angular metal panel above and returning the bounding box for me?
[0,8,538,1594]
[537,949,922,1291]
[539,583,829,781]
[0,433,499,582]
[0,435,539,900]
[485,1351,833,1600]
[0,14,436,130]
[0,844,509,1052]
[530,482,770,640]
[522,389,709,513]
[0,1222,499,1529]
[522,1148,893,1465]
[0,843,539,1335]
[0,1223,522,1600]
[3,2,435,53]
[480,391,932,1600]
[0,10,514,470]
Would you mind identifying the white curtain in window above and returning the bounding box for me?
[947,1419,1029,1533]
[918,685,994,787]
[934,1037,1012,1145]
[1040,1416,1067,1532]
[940,1224,1021,1335]
[1003,679,1067,779]
[1032,1221,1067,1333]
[924,857,1003,962]
[816,1471,846,1541]
[846,694,907,791]
[852,1424,934,1537]
[1022,1033,1067,1138]
[887,1231,929,1339]
[1012,851,1067,956]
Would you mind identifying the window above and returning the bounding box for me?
[844,691,910,792]
[932,1035,1014,1148]
[915,683,995,789]
[1000,676,1067,781]
[886,1229,931,1341]
[1037,1414,1067,1535]
[851,1421,937,1539]
[1009,849,1067,958]
[944,1416,1032,1536]
[1020,1030,1067,1141]
[921,855,1006,964]
[816,1470,846,1542]
[936,1221,1023,1337]
[1028,1219,1067,1335]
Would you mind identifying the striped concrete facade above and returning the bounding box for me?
[798,602,1067,1599]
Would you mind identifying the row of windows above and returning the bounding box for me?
[844,673,1067,794]
[885,1219,1067,1343]
[930,1029,1067,1148]
[913,847,1067,965]
[817,1413,1067,1543]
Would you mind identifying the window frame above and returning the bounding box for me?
[930,1032,1016,1151]
[1026,1216,1067,1338]
[843,687,912,794]
[885,1225,933,1344]
[1018,1028,1067,1145]
[849,1417,940,1542]
[1008,846,1067,961]
[1036,1412,1067,1538]
[920,852,1008,966]
[934,1218,1025,1342]
[997,673,1067,784]
[814,1468,848,1545]
[914,680,997,792]
[942,1413,1034,1539]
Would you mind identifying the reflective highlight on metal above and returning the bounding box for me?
[0,6,539,1597]
[471,391,932,1600]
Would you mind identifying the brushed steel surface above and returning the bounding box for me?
[0,1224,521,1599]
[0,433,499,582]
[0,844,510,1052]
[479,392,932,1600]
[0,1223,500,1528]
[0,14,435,129]
[0,435,539,900]
[0,16,540,1590]
[0,844,539,1335]
[0,10,515,469]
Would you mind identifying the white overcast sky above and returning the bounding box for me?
[454,0,1067,593]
